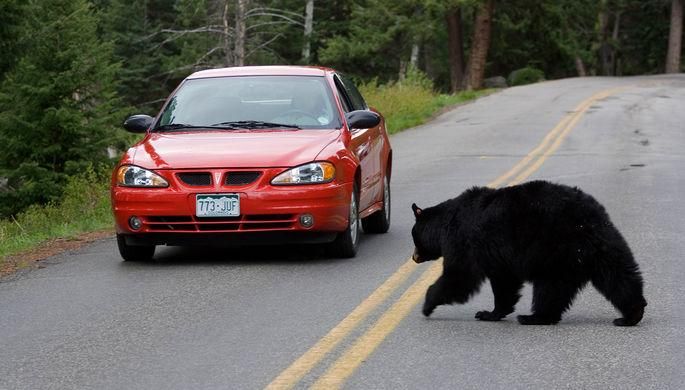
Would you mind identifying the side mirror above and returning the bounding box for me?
[123,114,154,133]
[345,110,380,129]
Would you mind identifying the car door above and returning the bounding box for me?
[334,75,382,212]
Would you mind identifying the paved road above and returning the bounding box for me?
[1,75,684,389]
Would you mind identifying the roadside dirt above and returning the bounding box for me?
[0,230,113,277]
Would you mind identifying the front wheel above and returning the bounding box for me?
[328,185,360,258]
[362,175,391,234]
[117,234,155,262]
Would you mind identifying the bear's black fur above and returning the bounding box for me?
[411,180,647,326]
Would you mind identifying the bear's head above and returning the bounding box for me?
[411,203,442,264]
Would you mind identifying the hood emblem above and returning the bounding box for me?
[215,172,222,184]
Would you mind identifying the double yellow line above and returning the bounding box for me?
[266,86,626,390]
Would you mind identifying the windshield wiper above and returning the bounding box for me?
[155,123,239,131]
[211,120,301,129]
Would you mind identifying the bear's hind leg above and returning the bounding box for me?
[589,225,647,326]
[475,277,523,321]
[517,280,584,325]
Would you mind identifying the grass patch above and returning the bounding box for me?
[360,70,494,134]
[0,167,112,267]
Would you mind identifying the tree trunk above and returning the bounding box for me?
[666,0,683,73]
[222,0,233,66]
[234,0,248,67]
[409,43,420,69]
[446,7,465,92]
[610,11,621,75]
[301,0,314,62]
[423,43,437,81]
[575,56,587,77]
[464,0,494,90]
[598,8,611,75]
[398,60,407,80]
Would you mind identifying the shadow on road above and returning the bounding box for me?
[121,241,357,267]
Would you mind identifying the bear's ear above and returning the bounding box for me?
[411,203,422,217]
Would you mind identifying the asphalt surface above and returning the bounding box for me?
[1,75,684,389]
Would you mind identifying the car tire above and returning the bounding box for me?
[329,184,360,258]
[362,175,391,234]
[117,234,155,262]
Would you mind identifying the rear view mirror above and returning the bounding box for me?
[123,114,154,133]
[345,110,380,129]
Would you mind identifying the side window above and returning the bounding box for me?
[333,76,353,113]
[339,75,368,111]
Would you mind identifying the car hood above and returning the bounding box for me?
[130,129,341,169]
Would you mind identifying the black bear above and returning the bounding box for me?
[411,180,646,326]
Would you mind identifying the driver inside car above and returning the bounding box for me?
[272,81,333,126]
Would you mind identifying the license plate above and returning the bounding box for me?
[196,194,240,217]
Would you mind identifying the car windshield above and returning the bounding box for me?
[156,75,342,131]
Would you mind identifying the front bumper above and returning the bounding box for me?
[112,168,352,245]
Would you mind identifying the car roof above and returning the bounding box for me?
[187,65,334,79]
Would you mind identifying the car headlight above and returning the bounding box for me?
[116,165,169,187]
[271,162,335,185]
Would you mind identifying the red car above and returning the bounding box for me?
[112,66,392,261]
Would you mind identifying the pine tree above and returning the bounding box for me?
[100,0,181,111]
[319,0,437,81]
[0,0,123,217]
[0,0,27,81]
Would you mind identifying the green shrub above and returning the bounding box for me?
[508,67,545,86]
[360,70,492,134]
[0,166,112,261]
[401,66,435,90]
[359,77,435,134]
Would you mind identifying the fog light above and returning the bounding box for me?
[129,216,143,230]
[299,214,314,228]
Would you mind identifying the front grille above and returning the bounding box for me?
[225,171,261,186]
[245,214,292,221]
[148,216,194,223]
[143,214,295,232]
[198,223,240,231]
[145,216,194,231]
[178,172,212,186]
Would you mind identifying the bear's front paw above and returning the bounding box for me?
[422,302,436,317]
[475,310,503,321]
[613,317,640,326]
